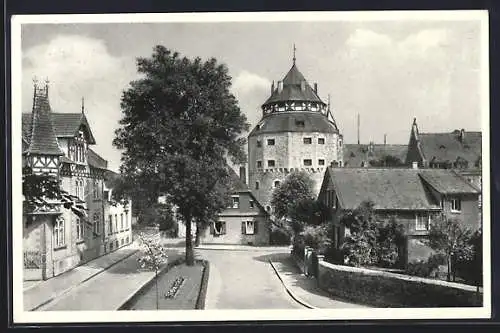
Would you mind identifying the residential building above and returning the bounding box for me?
[318,167,481,267]
[405,118,482,189]
[343,142,408,168]
[103,170,133,253]
[201,167,271,245]
[22,81,131,281]
[247,55,343,214]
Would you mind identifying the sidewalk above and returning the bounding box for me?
[269,255,368,309]
[40,248,184,311]
[24,244,139,311]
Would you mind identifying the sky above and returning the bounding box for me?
[19,16,485,172]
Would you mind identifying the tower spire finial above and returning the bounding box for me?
[81,97,85,114]
[293,43,296,65]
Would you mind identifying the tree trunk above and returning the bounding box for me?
[446,255,451,282]
[195,222,201,247]
[185,217,195,266]
[155,268,159,310]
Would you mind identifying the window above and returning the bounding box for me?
[267,139,275,146]
[232,196,240,209]
[249,200,255,208]
[295,120,305,127]
[54,217,65,248]
[120,213,124,231]
[114,214,118,234]
[257,161,262,168]
[108,214,113,235]
[212,221,226,236]
[415,213,431,231]
[255,181,260,190]
[318,159,325,166]
[318,138,325,144]
[75,179,85,201]
[257,140,262,148]
[267,160,275,167]
[451,198,461,212]
[303,137,312,144]
[274,180,281,188]
[440,198,444,209]
[326,190,336,209]
[93,213,100,236]
[93,180,99,200]
[304,159,312,166]
[242,221,257,235]
[76,217,84,240]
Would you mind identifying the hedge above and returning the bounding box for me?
[195,260,210,310]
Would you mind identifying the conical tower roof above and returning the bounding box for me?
[263,63,324,106]
[25,82,63,156]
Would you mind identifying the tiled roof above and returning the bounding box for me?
[263,63,324,106]
[418,131,481,167]
[343,144,408,168]
[326,168,441,211]
[24,92,63,156]
[249,111,339,136]
[227,167,249,193]
[22,112,97,144]
[88,148,108,169]
[418,169,480,194]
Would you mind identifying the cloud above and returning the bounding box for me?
[22,34,136,171]
[231,70,271,132]
[346,29,393,48]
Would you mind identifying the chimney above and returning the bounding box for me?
[300,80,306,91]
[357,114,360,145]
[369,141,374,153]
[384,134,387,145]
[460,128,465,142]
[412,161,419,169]
[271,80,275,94]
[314,83,318,93]
[239,166,246,184]
[277,81,283,93]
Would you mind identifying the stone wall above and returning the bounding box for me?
[316,258,482,307]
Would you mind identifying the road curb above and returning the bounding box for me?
[268,260,317,310]
[31,248,139,311]
[196,246,291,252]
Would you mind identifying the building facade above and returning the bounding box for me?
[318,167,481,267]
[22,82,131,281]
[201,168,270,245]
[248,58,343,213]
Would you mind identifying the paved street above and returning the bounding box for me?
[198,247,303,309]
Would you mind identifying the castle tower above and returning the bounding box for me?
[248,54,343,213]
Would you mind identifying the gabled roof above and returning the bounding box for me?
[263,63,324,106]
[249,111,339,136]
[24,89,64,156]
[418,169,480,194]
[227,167,249,193]
[22,112,97,145]
[325,168,441,211]
[418,131,481,167]
[343,144,408,167]
[88,148,108,169]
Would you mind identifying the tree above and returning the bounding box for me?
[113,46,248,265]
[339,201,379,266]
[377,217,406,267]
[271,171,315,234]
[428,216,473,282]
[136,232,169,309]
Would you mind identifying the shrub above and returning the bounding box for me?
[301,225,331,255]
[406,253,447,278]
[269,226,292,245]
